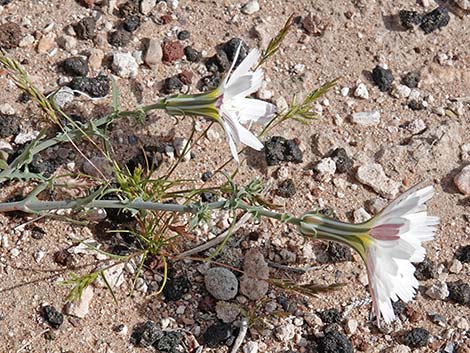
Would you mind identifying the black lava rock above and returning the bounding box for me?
[108,30,132,47]
[199,73,221,92]
[184,46,202,63]
[0,22,22,49]
[402,71,420,89]
[264,136,303,166]
[122,15,141,32]
[319,308,342,325]
[223,37,248,66]
[201,171,213,181]
[126,150,159,174]
[456,245,470,263]
[74,17,96,40]
[163,276,190,302]
[447,280,470,305]
[69,75,110,98]
[331,148,353,174]
[277,179,296,198]
[42,305,64,329]
[420,7,450,34]
[29,155,57,178]
[414,257,438,280]
[206,49,230,73]
[130,321,163,347]
[392,300,408,318]
[327,242,352,263]
[399,10,423,29]
[62,56,89,77]
[408,99,425,111]
[403,328,430,348]
[203,322,233,348]
[372,65,394,92]
[155,331,183,352]
[316,330,353,353]
[177,30,190,40]
[0,0,13,5]
[163,76,184,94]
[119,0,140,17]
[0,113,21,138]
[201,192,217,203]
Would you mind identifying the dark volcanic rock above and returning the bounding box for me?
[276,179,296,198]
[155,331,183,352]
[456,245,470,263]
[372,65,394,92]
[0,0,13,5]
[331,148,353,173]
[414,257,438,280]
[0,22,22,49]
[62,56,89,77]
[74,17,96,40]
[130,321,163,347]
[420,7,450,34]
[69,75,110,98]
[163,276,190,302]
[264,136,303,166]
[184,46,202,63]
[42,305,64,329]
[403,328,430,348]
[399,10,423,29]
[122,15,141,32]
[108,30,132,47]
[316,330,353,353]
[0,113,21,138]
[223,37,248,66]
[177,30,190,40]
[205,49,230,73]
[162,76,183,94]
[327,242,352,263]
[402,71,420,89]
[203,322,233,348]
[447,280,470,305]
[318,308,342,325]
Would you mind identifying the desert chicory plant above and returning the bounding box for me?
[161,45,276,162]
[298,185,439,325]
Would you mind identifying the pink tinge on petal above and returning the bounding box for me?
[369,224,402,240]
[216,95,224,109]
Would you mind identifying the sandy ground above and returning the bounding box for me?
[0,0,470,352]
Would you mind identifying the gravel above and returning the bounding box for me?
[331,148,353,173]
[112,52,139,78]
[399,10,423,29]
[456,245,470,263]
[144,38,162,68]
[0,113,21,138]
[162,41,184,63]
[351,111,381,126]
[162,76,183,94]
[184,46,202,62]
[122,15,141,32]
[276,179,296,198]
[414,258,438,280]
[69,75,110,97]
[402,71,420,89]
[420,7,450,34]
[177,30,190,40]
[0,22,22,49]
[372,65,394,92]
[318,308,342,325]
[162,276,190,302]
[241,0,260,15]
[425,281,449,300]
[108,30,132,47]
[130,321,163,347]
[74,17,96,40]
[61,56,89,77]
[42,305,64,329]
[453,165,470,196]
[264,136,303,166]
[402,328,430,348]
[356,163,401,198]
[203,322,233,348]
[156,331,183,352]
[316,330,353,353]
[447,280,470,305]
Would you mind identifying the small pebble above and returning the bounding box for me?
[420,7,450,34]
[205,267,238,301]
[203,322,233,348]
[140,0,156,15]
[314,157,336,182]
[162,41,184,63]
[184,46,201,62]
[61,56,89,77]
[372,65,394,92]
[144,38,162,68]
[215,301,240,323]
[356,163,401,198]
[447,280,470,305]
[177,30,190,40]
[354,83,369,99]
[351,111,381,126]
[449,259,463,273]
[425,281,449,300]
[454,165,470,196]
[407,119,426,134]
[402,328,430,348]
[64,285,94,318]
[241,0,260,15]
[112,52,139,78]
[52,86,74,109]
[42,305,64,329]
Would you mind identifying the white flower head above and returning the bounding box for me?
[299,184,439,325]
[163,45,276,162]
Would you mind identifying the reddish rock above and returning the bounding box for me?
[162,41,184,63]
[160,14,173,25]
[178,70,193,85]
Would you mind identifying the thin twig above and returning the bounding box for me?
[230,318,249,353]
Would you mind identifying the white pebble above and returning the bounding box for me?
[241,0,260,15]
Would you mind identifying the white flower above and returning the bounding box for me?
[163,45,276,162]
[299,185,439,325]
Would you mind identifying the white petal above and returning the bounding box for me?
[237,123,263,151]
[235,98,277,125]
[227,49,260,87]
[224,71,264,100]
[221,120,240,163]
[222,43,242,88]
